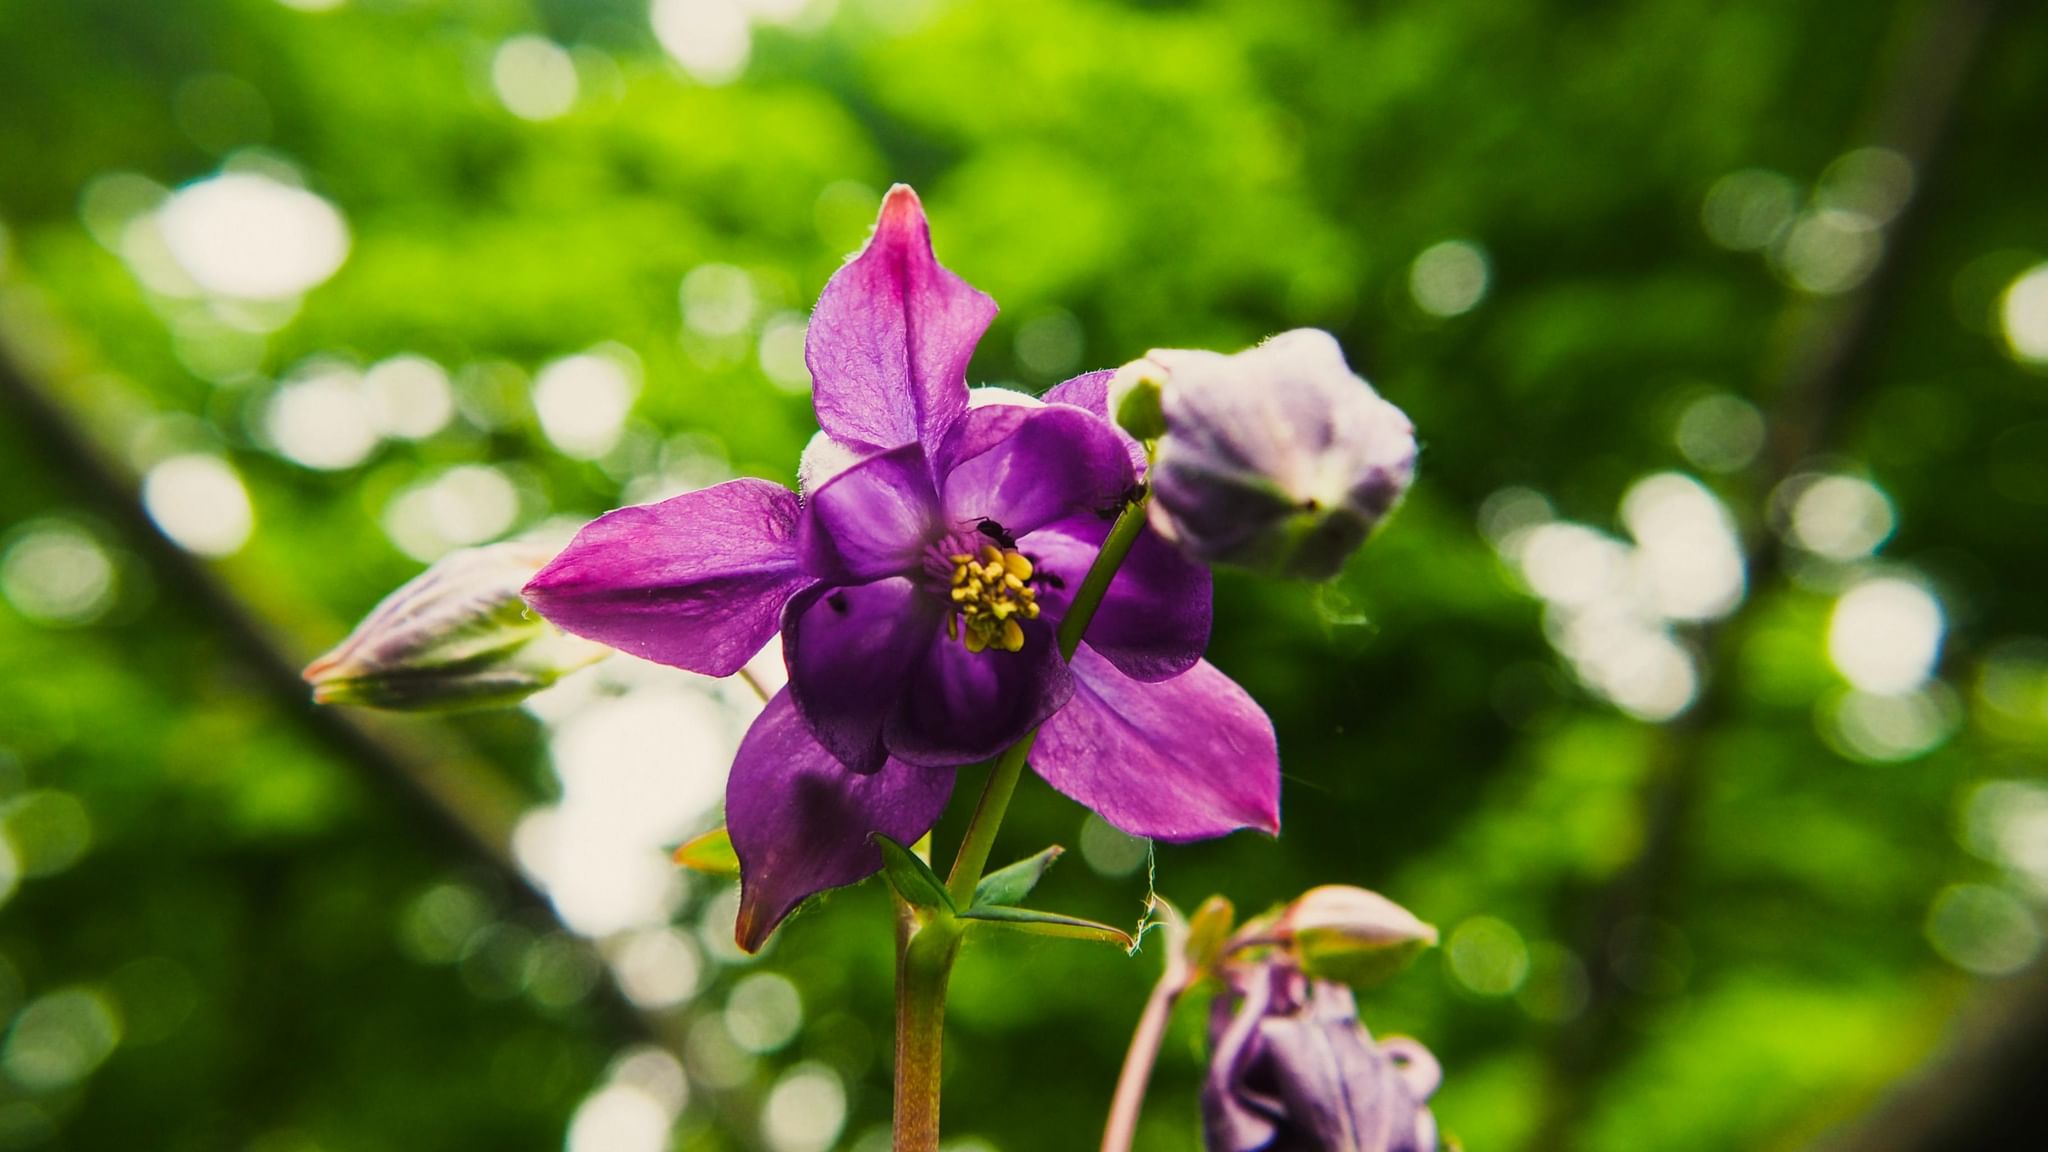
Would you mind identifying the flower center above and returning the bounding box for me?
[941,541,1040,654]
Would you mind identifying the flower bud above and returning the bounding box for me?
[1137,329,1416,581]
[304,541,607,711]
[1274,885,1437,989]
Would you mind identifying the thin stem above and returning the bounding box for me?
[1099,972,1185,1152]
[944,735,1036,907]
[1058,499,1151,661]
[893,492,1154,1151]
[735,664,772,704]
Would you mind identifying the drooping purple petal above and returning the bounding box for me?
[798,442,942,583]
[783,578,941,774]
[885,617,1073,767]
[1024,514,1210,682]
[1045,368,1148,474]
[1204,968,1442,1152]
[1034,648,1279,841]
[523,479,809,677]
[727,690,955,952]
[937,404,1136,538]
[1204,963,1283,1152]
[806,185,995,457]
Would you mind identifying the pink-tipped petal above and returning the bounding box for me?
[523,479,808,677]
[1034,649,1280,841]
[806,185,996,457]
[728,690,955,952]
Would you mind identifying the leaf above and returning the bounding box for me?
[672,826,738,877]
[872,834,955,913]
[972,845,1064,908]
[958,905,1134,949]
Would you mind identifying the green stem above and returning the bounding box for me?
[1057,498,1152,662]
[943,497,1151,905]
[893,918,960,1152]
[893,494,1153,1150]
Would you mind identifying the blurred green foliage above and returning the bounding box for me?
[1,0,2046,1150]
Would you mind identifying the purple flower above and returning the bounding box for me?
[1118,330,1417,581]
[522,187,1280,949]
[1205,963,1442,1152]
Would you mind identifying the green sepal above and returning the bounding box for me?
[958,904,1134,949]
[672,826,738,877]
[1184,895,1236,972]
[1112,374,1167,441]
[873,835,956,913]
[972,845,1064,909]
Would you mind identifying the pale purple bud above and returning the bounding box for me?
[1134,329,1416,581]
[1275,886,1438,989]
[1204,963,1442,1152]
[305,541,607,711]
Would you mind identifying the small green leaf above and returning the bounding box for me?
[972,845,1064,908]
[873,835,955,913]
[959,905,1134,948]
[672,827,738,877]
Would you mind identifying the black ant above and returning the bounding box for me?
[972,518,1018,549]
[1095,482,1145,520]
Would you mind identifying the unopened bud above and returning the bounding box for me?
[1142,329,1416,581]
[304,541,607,711]
[1275,885,1437,989]
[1107,358,1168,441]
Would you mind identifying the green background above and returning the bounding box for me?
[0,0,2044,1149]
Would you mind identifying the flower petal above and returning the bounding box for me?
[727,690,955,952]
[1034,649,1279,841]
[798,442,942,583]
[938,404,1136,538]
[806,184,995,457]
[1024,515,1210,682]
[523,479,808,677]
[1045,368,1147,475]
[886,616,1073,767]
[784,577,941,774]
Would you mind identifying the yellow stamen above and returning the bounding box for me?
[946,539,1041,657]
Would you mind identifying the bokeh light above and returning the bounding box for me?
[361,355,456,440]
[266,365,377,471]
[1924,884,2041,976]
[493,36,579,122]
[1,987,121,1092]
[142,454,254,557]
[651,0,752,86]
[1784,473,1895,561]
[2000,262,2048,365]
[1701,169,1798,251]
[157,171,348,300]
[762,1062,847,1152]
[534,352,640,460]
[725,971,802,1054]
[1409,239,1490,318]
[1,521,116,626]
[1673,393,1765,474]
[1448,917,1531,997]
[1827,577,1943,695]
